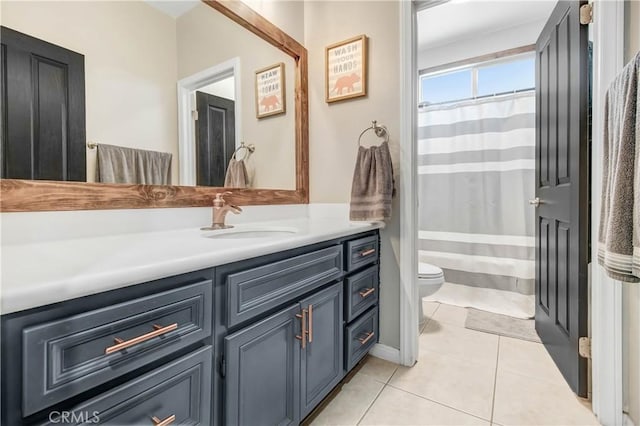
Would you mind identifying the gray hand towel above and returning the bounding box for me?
[224,159,249,188]
[96,144,172,185]
[135,148,172,185]
[350,141,395,221]
[597,51,640,282]
[95,144,138,184]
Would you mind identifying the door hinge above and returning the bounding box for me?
[579,336,591,359]
[580,3,593,25]
[192,109,199,121]
[220,357,226,378]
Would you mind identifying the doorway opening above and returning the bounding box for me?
[177,57,242,186]
[414,0,592,405]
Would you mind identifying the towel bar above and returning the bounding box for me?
[231,141,255,161]
[358,120,389,146]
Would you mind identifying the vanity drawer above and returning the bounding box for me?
[23,280,213,416]
[345,235,379,272]
[42,346,212,426]
[345,307,378,372]
[345,265,379,322]
[226,245,342,328]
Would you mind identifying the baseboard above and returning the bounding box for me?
[369,343,401,364]
[624,413,637,426]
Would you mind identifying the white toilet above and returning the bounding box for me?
[418,263,445,323]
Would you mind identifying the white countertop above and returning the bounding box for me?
[1,218,382,314]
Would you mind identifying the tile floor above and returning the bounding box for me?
[310,302,599,426]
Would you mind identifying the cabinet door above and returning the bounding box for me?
[224,304,301,426]
[300,282,344,418]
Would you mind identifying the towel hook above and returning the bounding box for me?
[231,141,256,161]
[358,120,389,146]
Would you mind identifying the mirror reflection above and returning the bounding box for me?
[0,0,297,190]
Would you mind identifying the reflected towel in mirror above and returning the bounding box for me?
[224,159,249,188]
[95,144,172,185]
[350,141,395,221]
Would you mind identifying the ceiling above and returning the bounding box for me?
[144,0,200,18]
[417,0,557,51]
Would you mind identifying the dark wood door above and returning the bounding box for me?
[534,0,590,397]
[195,91,235,187]
[300,282,344,418]
[224,303,301,426]
[1,26,85,181]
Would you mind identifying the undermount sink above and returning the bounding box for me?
[203,227,298,240]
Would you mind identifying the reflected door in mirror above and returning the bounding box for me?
[1,27,86,181]
[196,92,235,187]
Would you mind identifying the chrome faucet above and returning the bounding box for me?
[201,192,242,230]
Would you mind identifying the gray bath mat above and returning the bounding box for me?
[465,308,541,343]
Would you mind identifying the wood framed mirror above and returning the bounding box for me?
[0,0,308,212]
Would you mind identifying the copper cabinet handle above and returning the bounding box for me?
[104,323,178,355]
[152,414,176,426]
[296,309,308,348]
[358,331,375,345]
[359,288,375,298]
[360,248,375,257]
[307,304,313,343]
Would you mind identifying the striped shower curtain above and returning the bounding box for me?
[418,91,535,296]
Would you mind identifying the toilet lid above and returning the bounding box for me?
[418,262,444,278]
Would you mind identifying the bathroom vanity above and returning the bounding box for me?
[0,224,381,425]
[0,0,384,423]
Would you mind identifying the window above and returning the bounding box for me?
[477,56,535,97]
[419,53,535,106]
[420,69,472,104]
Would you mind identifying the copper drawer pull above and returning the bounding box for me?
[359,288,375,298]
[152,414,176,426]
[296,309,308,348]
[358,331,375,345]
[360,248,375,257]
[105,323,178,355]
[308,304,313,343]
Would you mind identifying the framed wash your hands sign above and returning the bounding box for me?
[255,62,286,118]
[325,35,368,103]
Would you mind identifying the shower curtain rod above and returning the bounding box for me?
[418,88,535,110]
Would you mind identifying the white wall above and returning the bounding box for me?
[304,0,401,349]
[0,1,179,183]
[418,19,545,71]
[176,2,297,190]
[200,76,236,101]
[623,2,640,423]
[244,0,304,45]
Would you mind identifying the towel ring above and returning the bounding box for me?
[358,120,389,146]
[231,141,255,161]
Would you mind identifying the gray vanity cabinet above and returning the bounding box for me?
[42,346,212,426]
[224,304,302,426]
[0,269,215,426]
[300,283,344,418]
[224,281,344,426]
[1,230,380,426]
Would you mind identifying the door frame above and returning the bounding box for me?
[177,57,242,186]
[590,1,625,424]
[400,1,626,419]
[398,0,419,367]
